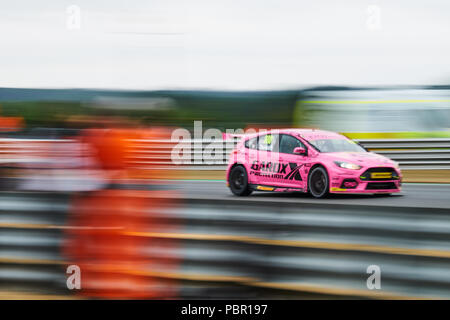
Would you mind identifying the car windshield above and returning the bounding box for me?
[308,139,366,153]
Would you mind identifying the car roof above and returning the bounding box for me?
[246,128,347,141]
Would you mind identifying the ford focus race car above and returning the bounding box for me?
[225,129,402,198]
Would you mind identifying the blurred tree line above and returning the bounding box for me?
[0,89,301,131]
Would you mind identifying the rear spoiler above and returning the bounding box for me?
[222,133,245,141]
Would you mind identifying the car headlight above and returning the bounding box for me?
[334,161,362,170]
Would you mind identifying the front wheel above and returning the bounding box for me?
[228,165,252,196]
[308,166,329,198]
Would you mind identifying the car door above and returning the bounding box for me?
[248,133,280,186]
[278,134,308,189]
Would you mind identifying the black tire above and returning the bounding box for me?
[308,166,329,198]
[228,165,252,196]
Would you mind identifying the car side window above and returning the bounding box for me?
[257,134,279,152]
[279,134,305,154]
[244,137,258,149]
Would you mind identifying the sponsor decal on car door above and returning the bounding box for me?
[246,134,307,189]
[249,134,282,186]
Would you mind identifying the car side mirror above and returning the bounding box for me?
[293,147,306,155]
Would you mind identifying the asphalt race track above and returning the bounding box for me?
[172,181,450,210]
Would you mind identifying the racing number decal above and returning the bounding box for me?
[264,135,273,145]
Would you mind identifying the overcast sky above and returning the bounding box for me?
[0,0,449,90]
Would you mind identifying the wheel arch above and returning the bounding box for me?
[227,162,246,181]
[307,162,331,190]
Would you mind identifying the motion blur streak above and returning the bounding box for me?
[0,87,449,299]
[61,120,181,299]
[65,190,180,298]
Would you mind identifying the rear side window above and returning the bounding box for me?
[257,134,279,152]
[244,137,258,149]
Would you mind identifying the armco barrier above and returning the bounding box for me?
[1,192,450,299]
[1,138,450,170]
[127,138,450,170]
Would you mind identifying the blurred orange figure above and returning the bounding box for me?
[64,122,179,299]
[0,116,24,132]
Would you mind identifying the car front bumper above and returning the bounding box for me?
[329,167,402,194]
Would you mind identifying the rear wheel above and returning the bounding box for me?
[308,166,329,198]
[228,165,252,196]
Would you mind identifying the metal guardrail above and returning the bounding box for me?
[355,138,450,170]
[1,138,450,170]
[1,191,450,299]
[128,138,450,170]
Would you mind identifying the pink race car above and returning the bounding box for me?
[225,129,402,198]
